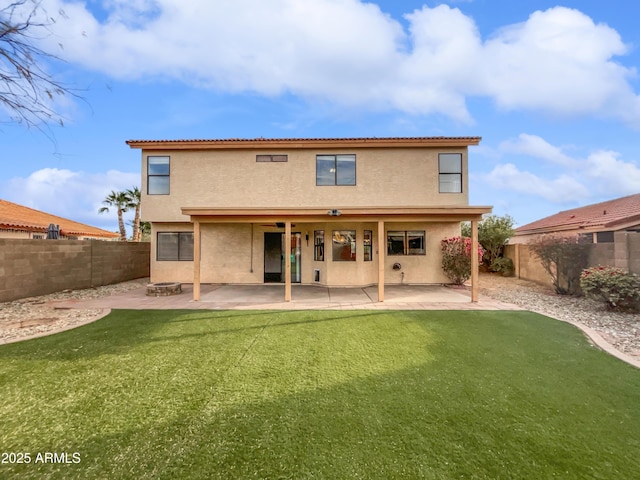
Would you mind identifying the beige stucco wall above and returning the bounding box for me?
[141,146,469,223]
[310,221,377,286]
[150,221,460,286]
[383,222,459,285]
[150,223,195,282]
[0,230,33,239]
[201,224,261,284]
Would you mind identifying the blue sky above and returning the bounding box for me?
[2,0,639,235]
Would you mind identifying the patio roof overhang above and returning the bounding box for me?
[181,206,493,223]
[182,205,492,305]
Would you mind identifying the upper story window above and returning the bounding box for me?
[256,154,288,162]
[439,153,462,193]
[316,154,356,186]
[148,156,170,195]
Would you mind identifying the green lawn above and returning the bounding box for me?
[1,309,639,479]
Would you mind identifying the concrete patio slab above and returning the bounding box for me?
[200,284,287,303]
[49,283,524,311]
[364,285,471,303]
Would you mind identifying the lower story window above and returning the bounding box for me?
[332,230,356,261]
[314,230,325,261]
[596,231,614,243]
[157,232,194,261]
[387,231,425,255]
[364,230,372,261]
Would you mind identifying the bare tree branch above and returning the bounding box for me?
[0,0,82,128]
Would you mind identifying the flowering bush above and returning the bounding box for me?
[441,237,484,285]
[580,266,640,312]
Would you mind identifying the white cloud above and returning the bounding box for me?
[499,134,577,167]
[23,1,640,126]
[482,163,590,202]
[3,168,139,232]
[479,8,639,122]
[584,150,640,195]
[392,5,482,121]
[480,133,640,204]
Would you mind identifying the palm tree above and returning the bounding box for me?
[138,221,151,241]
[128,220,151,242]
[99,190,129,241]
[125,186,141,242]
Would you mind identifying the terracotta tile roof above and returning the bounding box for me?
[0,199,119,239]
[515,193,640,235]
[126,136,482,149]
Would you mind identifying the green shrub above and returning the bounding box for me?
[441,237,484,285]
[461,215,516,270]
[580,266,640,312]
[491,257,514,276]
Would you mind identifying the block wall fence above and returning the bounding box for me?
[0,240,150,302]
[504,231,640,288]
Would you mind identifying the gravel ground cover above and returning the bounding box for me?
[0,278,149,344]
[1,274,638,359]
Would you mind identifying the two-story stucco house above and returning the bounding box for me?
[127,137,492,302]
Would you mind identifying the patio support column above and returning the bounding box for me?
[378,220,385,302]
[193,220,201,301]
[471,219,479,302]
[285,220,292,302]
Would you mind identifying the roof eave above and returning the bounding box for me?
[61,229,119,238]
[514,224,584,236]
[0,222,47,232]
[603,214,640,229]
[127,137,482,150]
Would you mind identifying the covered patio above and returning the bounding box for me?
[181,206,492,303]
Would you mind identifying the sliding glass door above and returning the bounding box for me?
[264,232,301,283]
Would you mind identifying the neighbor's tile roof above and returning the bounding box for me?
[515,193,640,235]
[0,199,119,238]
